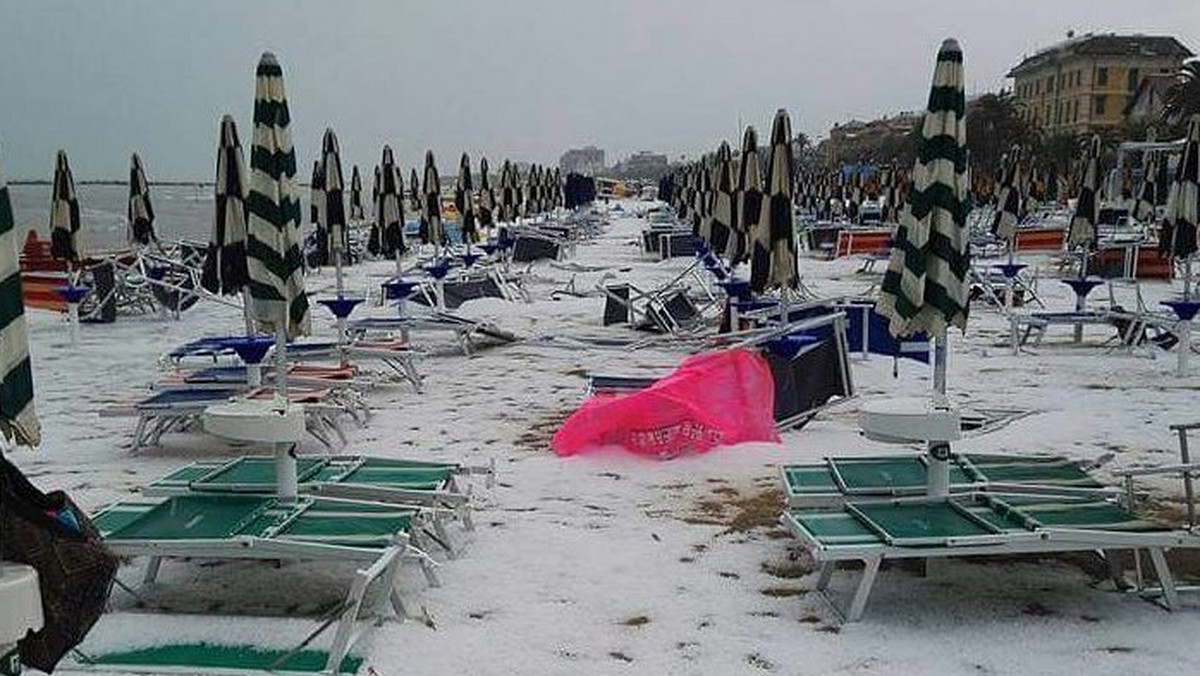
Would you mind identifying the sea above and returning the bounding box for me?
[7,183,461,252]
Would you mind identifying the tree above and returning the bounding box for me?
[965,91,1038,187]
[1162,60,1200,125]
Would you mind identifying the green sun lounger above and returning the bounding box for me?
[92,494,440,674]
[781,452,1105,507]
[781,492,1195,622]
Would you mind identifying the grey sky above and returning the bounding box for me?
[1,0,1196,181]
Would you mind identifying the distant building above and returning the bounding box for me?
[821,112,921,164]
[1007,32,1193,133]
[611,151,669,179]
[559,146,606,176]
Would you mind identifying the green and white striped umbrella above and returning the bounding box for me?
[422,150,443,248]
[201,115,250,296]
[732,126,762,265]
[127,152,157,247]
[499,160,516,223]
[478,156,495,233]
[349,165,365,221]
[750,109,798,293]
[877,38,971,338]
[375,145,405,259]
[991,146,1022,245]
[49,149,81,264]
[1067,135,1101,249]
[409,167,420,214]
[246,51,310,340]
[710,141,735,255]
[1162,115,1200,259]
[320,128,347,262]
[0,155,39,448]
[456,152,478,243]
[309,159,324,230]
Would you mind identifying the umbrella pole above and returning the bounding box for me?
[272,323,297,501]
[1074,248,1088,344]
[927,329,951,497]
[240,290,255,335]
[1007,247,1018,355]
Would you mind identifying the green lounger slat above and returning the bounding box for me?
[106,496,278,541]
[88,643,363,675]
[850,501,997,545]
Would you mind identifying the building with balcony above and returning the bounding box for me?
[1007,32,1192,133]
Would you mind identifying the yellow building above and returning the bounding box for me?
[1007,33,1192,133]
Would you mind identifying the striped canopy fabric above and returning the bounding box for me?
[551,168,563,210]
[321,128,347,261]
[991,146,1022,245]
[201,115,250,295]
[1067,135,1101,249]
[710,141,735,255]
[409,167,420,214]
[876,38,971,338]
[499,160,517,223]
[245,52,310,340]
[478,156,495,232]
[1162,115,1200,259]
[524,165,537,217]
[374,145,405,259]
[731,126,762,265]
[694,161,712,240]
[349,165,364,221]
[456,152,478,244]
[0,156,39,448]
[1134,150,1158,223]
[750,109,798,293]
[127,152,156,247]
[309,160,324,228]
[422,150,443,247]
[49,149,81,264]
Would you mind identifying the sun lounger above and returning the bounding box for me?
[92,494,438,673]
[100,386,353,451]
[347,313,517,355]
[781,452,1106,508]
[781,491,1195,622]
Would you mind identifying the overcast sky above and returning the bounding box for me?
[0,0,1196,180]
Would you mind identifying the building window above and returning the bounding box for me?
[1097,67,1108,86]
[1127,67,1140,91]
[1046,75,1054,92]
[1094,95,1107,116]
[1073,99,1079,122]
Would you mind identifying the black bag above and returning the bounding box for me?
[0,455,118,673]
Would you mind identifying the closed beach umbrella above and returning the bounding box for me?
[0,154,40,447]
[127,152,156,247]
[309,159,327,267]
[321,128,347,272]
[499,160,516,223]
[991,146,1022,245]
[49,150,81,265]
[478,156,495,234]
[876,38,971,340]
[1068,135,1101,250]
[410,167,420,213]
[710,141,735,255]
[349,165,365,221]
[375,145,405,264]
[731,126,762,265]
[1134,150,1158,223]
[245,51,310,343]
[422,150,443,250]
[201,115,251,297]
[1162,115,1200,262]
[456,152,478,244]
[750,109,799,293]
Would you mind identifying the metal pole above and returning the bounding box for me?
[927,329,951,497]
[1178,428,1196,529]
[1179,319,1191,377]
[1075,249,1087,343]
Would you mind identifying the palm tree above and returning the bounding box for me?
[1162,60,1200,125]
[965,91,1038,186]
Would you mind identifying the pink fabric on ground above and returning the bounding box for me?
[551,348,780,459]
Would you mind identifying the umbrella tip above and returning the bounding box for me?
[939,38,962,54]
[259,51,278,63]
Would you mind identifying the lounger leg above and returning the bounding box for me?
[143,556,162,585]
[325,573,370,674]
[416,551,441,588]
[459,504,476,532]
[816,562,835,591]
[432,517,457,558]
[1147,548,1179,610]
[131,417,149,452]
[1101,549,1129,590]
[847,557,882,622]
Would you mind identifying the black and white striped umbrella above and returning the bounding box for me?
[710,141,735,255]
[524,165,537,217]
[456,152,478,244]
[1163,115,1200,260]
[49,149,81,264]
[245,51,310,340]
[410,167,420,214]
[422,150,443,249]
[375,145,405,260]
[309,159,327,267]
[320,128,347,265]
[478,156,495,232]
[0,154,39,447]
[201,115,251,296]
[349,165,364,221]
[127,152,156,247]
[499,160,517,223]
[731,126,762,265]
[877,38,971,338]
[991,146,1022,245]
[1067,135,1101,249]
[694,161,711,239]
[1134,149,1158,223]
[750,109,798,293]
